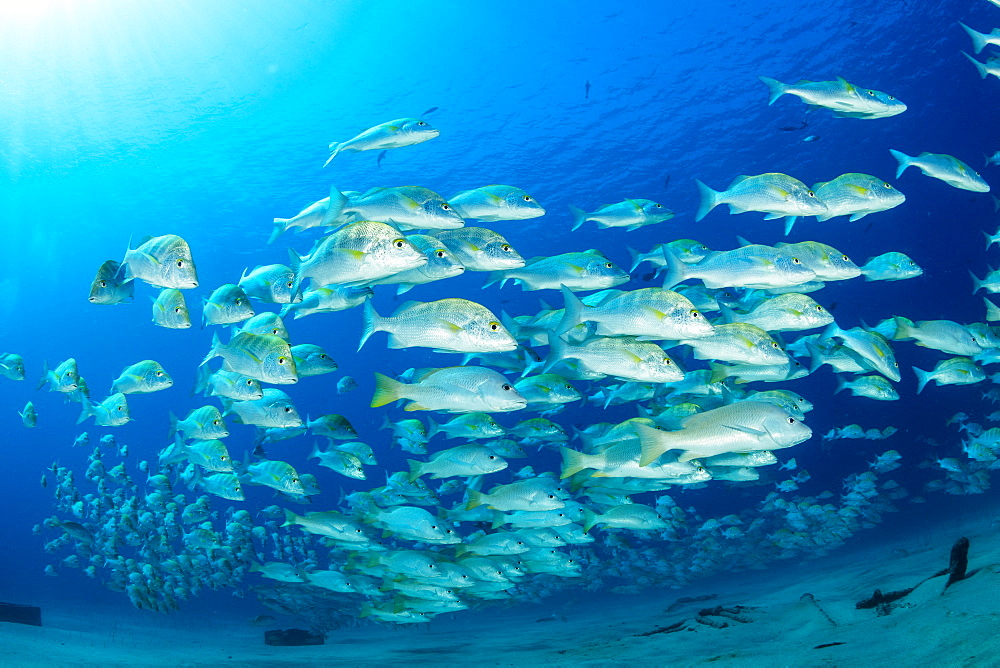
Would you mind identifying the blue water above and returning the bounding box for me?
[1,0,998,642]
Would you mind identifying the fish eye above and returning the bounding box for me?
[883,183,892,189]
[565,384,573,389]
[867,90,876,96]
[417,121,426,126]
[292,477,299,484]
[604,262,613,268]
[284,407,292,412]
[286,281,294,288]
[393,239,406,248]
[488,455,496,460]
[320,354,329,359]
[893,362,899,367]
[213,420,221,426]
[842,255,850,262]
[156,371,163,376]
[501,244,511,252]
[174,307,183,313]
[278,357,287,365]
[654,203,662,208]
[690,309,701,318]
[502,384,512,391]
[246,379,253,386]
[663,357,672,365]
[442,203,451,210]
[792,258,801,264]
[815,305,824,311]
[489,322,500,331]
[807,191,816,197]
[99,280,107,287]
[548,494,555,499]
[176,260,184,268]
[888,95,895,100]
[435,250,446,258]
[771,342,780,348]
[787,417,796,424]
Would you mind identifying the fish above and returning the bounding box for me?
[435,227,526,272]
[182,439,234,472]
[408,444,508,480]
[811,174,906,221]
[758,76,906,119]
[360,298,517,353]
[201,331,298,385]
[88,260,134,304]
[309,444,366,479]
[628,240,712,271]
[449,185,546,222]
[513,374,581,408]
[77,393,130,427]
[486,250,629,292]
[336,185,466,231]
[290,343,338,377]
[121,234,199,289]
[681,323,789,366]
[247,460,306,495]
[169,406,229,440]
[772,241,861,281]
[959,22,1000,54]
[307,414,358,440]
[821,323,901,381]
[720,293,834,332]
[110,360,173,394]
[151,288,191,329]
[695,174,827,234]
[37,358,80,393]
[365,233,465,295]
[569,199,674,232]
[371,367,528,413]
[662,244,816,291]
[890,149,990,192]
[834,375,900,401]
[585,80,591,98]
[0,353,25,381]
[962,51,1000,81]
[802,135,820,142]
[323,118,439,166]
[19,401,36,428]
[222,389,303,428]
[913,358,986,393]
[860,252,923,282]
[337,376,358,394]
[268,185,347,243]
[192,368,263,401]
[635,401,812,465]
[279,285,373,319]
[467,479,565,512]
[582,504,669,533]
[545,335,684,383]
[202,284,254,326]
[191,470,244,500]
[556,285,714,340]
[289,221,427,292]
[891,318,983,356]
[238,264,302,304]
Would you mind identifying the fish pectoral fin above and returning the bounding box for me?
[722,423,767,437]
[846,184,870,196]
[565,263,586,275]
[677,451,705,462]
[434,318,465,333]
[404,402,428,411]
[767,186,791,198]
[641,305,667,319]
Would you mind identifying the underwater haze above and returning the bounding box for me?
[2,0,1000,662]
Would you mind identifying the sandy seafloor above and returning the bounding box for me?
[4,502,1000,668]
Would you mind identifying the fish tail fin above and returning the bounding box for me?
[370,372,403,408]
[985,297,1000,322]
[888,149,913,179]
[970,270,985,295]
[35,360,50,391]
[984,230,998,251]
[465,489,485,511]
[406,459,423,482]
[280,508,299,528]
[425,417,439,439]
[660,245,687,290]
[994,195,1000,213]
[568,205,587,232]
[635,422,669,467]
[322,142,341,168]
[321,184,348,228]
[959,23,988,55]
[167,411,179,439]
[708,362,731,384]
[76,397,95,425]
[718,303,737,325]
[559,447,591,479]
[694,179,721,222]
[626,246,644,273]
[805,342,827,374]
[200,332,222,367]
[891,315,914,340]
[308,440,322,460]
[833,375,848,395]
[555,284,585,336]
[961,51,989,79]
[358,300,384,351]
[912,365,933,394]
[581,509,600,534]
[268,219,289,245]
[758,76,787,105]
[286,248,305,297]
[542,332,568,374]
[192,362,212,397]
